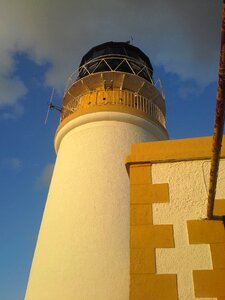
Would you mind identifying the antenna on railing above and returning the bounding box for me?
[45,88,62,124]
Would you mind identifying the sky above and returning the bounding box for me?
[0,0,223,299]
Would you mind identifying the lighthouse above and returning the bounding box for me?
[25,42,168,300]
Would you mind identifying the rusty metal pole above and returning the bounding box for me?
[207,0,225,219]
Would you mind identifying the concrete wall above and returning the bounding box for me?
[152,159,225,300]
[127,136,225,300]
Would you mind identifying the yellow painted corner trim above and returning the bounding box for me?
[214,199,225,216]
[130,183,169,204]
[193,269,225,297]
[129,164,177,299]
[130,248,156,274]
[210,243,225,269]
[187,219,225,244]
[126,135,225,167]
[187,207,225,298]
[131,224,174,248]
[130,274,178,300]
[130,204,152,225]
[129,164,151,184]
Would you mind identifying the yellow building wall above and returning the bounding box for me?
[126,136,225,300]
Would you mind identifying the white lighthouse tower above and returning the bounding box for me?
[25,42,168,300]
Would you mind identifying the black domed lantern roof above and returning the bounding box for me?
[78,41,153,82]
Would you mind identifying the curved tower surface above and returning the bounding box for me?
[25,42,168,300]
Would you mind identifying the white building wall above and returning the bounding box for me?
[152,159,225,300]
[25,112,167,300]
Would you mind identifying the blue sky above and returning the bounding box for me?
[0,1,222,299]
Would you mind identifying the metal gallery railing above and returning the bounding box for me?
[61,89,166,129]
[64,55,154,93]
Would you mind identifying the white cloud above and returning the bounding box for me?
[1,113,16,120]
[0,102,24,120]
[1,158,23,171]
[0,76,27,107]
[177,82,202,100]
[35,163,54,189]
[0,0,222,108]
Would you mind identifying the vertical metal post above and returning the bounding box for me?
[207,0,225,219]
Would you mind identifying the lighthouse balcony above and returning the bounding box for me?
[61,88,166,130]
